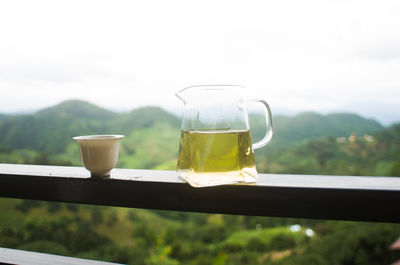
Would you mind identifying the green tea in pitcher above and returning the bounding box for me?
[177,130,258,187]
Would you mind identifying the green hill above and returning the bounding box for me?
[255,123,400,176]
[0,100,385,155]
[275,112,383,139]
[0,100,180,155]
[0,100,118,154]
[36,100,118,121]
[250,112,383,149]
[113,106,180,132]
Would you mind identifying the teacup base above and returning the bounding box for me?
[90,171,111,178]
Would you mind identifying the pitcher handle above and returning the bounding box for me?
[250,99,274,150]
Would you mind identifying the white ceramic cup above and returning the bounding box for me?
[73,135,124,177]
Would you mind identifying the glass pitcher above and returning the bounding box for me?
[176,85,273,187]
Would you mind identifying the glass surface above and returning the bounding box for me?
[177,130,257,187]
[176,85,273,187]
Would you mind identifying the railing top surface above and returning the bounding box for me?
[0,247,122,265]
[2,163,399,190]
[1,163,399,223]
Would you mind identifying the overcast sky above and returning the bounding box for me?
[0,0,399,124]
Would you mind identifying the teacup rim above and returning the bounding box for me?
[73,135,124,141]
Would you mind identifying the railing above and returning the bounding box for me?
[0,247,121,265]
[1,163,400,264]
[1,163,400,223]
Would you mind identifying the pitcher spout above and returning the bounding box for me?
[175,86,193,104]
[175,90,185,104]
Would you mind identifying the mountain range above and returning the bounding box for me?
[0,99,385,155]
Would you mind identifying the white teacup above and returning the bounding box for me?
[73,135,124,177]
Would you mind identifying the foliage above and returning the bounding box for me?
[223,226,307,252]
[256,123,400,176]
[276,222,400,265]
